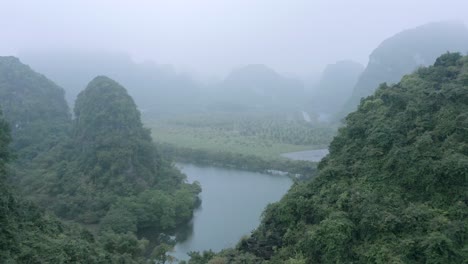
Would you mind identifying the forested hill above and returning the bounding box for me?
[73,75,159,194]
[193,53,468,263]
[0,108,154,263]
[0,56,70,160]
[339,21,468,120]
[19,76,200,229]
[0,73,201,262]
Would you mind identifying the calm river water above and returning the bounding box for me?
[170,163,293,261]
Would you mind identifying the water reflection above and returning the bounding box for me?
[170,163,293,261]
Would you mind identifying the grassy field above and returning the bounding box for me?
[146,113,334,161]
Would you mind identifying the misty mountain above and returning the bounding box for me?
[0,69,160,263]
[21,76,200,226]
[19,51,203,116]
[73,76,160,192]
[0,56,70,159]
[209,64,307,112]
[19,52,309,116]
[339,21,468,119]
[309,60,364,120]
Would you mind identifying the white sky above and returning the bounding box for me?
[1,0,468,78]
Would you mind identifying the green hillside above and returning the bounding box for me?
[0,108,153,263]
[20,76,200,230]
[0,56,70,161]
[0,62,201,262]
[191,53,468,263]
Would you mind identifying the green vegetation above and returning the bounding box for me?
[150,114,333,155]
[0,56,70,162]
[148,113,334,175]
[149,113,333,155]
[3,26,467,264]
[0,108,152,263]
[18,76,200,230]
[191,53,468,263]
[0,59,201,263]
[157,143,318,177]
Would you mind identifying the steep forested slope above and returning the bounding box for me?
[21,76,200,231]
[0,56,70,160]
[340,21,468,119]
[72,76,160,195]
[0,109,150,263]
[193,53,468,263]
[0,59,201,262]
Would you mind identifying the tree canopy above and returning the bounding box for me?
[195,53,468,263]
[18,76,201,229]
[0,56,70,161]
[0,107,153,263]
[0,62,201,262]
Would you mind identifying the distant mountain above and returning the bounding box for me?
[310,60,364,120]
[19,51,202,115]
[0,56,70,159]
[19,52,309,115]
[339,21,468,119]
[211,64,307,112]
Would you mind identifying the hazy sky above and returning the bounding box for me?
[1,0,468,78]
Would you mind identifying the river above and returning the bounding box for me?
[170,163,293,261]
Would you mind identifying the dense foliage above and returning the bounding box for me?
[72,76,160,196]
[0,56,70,161]
[157,142,317,178]
[0,108,154,263]
[149,113,333,177]
[340,21,468,119]
[0,62,201,262]
[18,76,200,230]
[150,113,335,163]
[194,53,468,263]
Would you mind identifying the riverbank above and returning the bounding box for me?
[170,163,293,261]
[146,113,335,161]
[157,143,319,179]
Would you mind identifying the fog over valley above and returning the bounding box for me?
[2,0,468,78]
[1,1,468,263]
